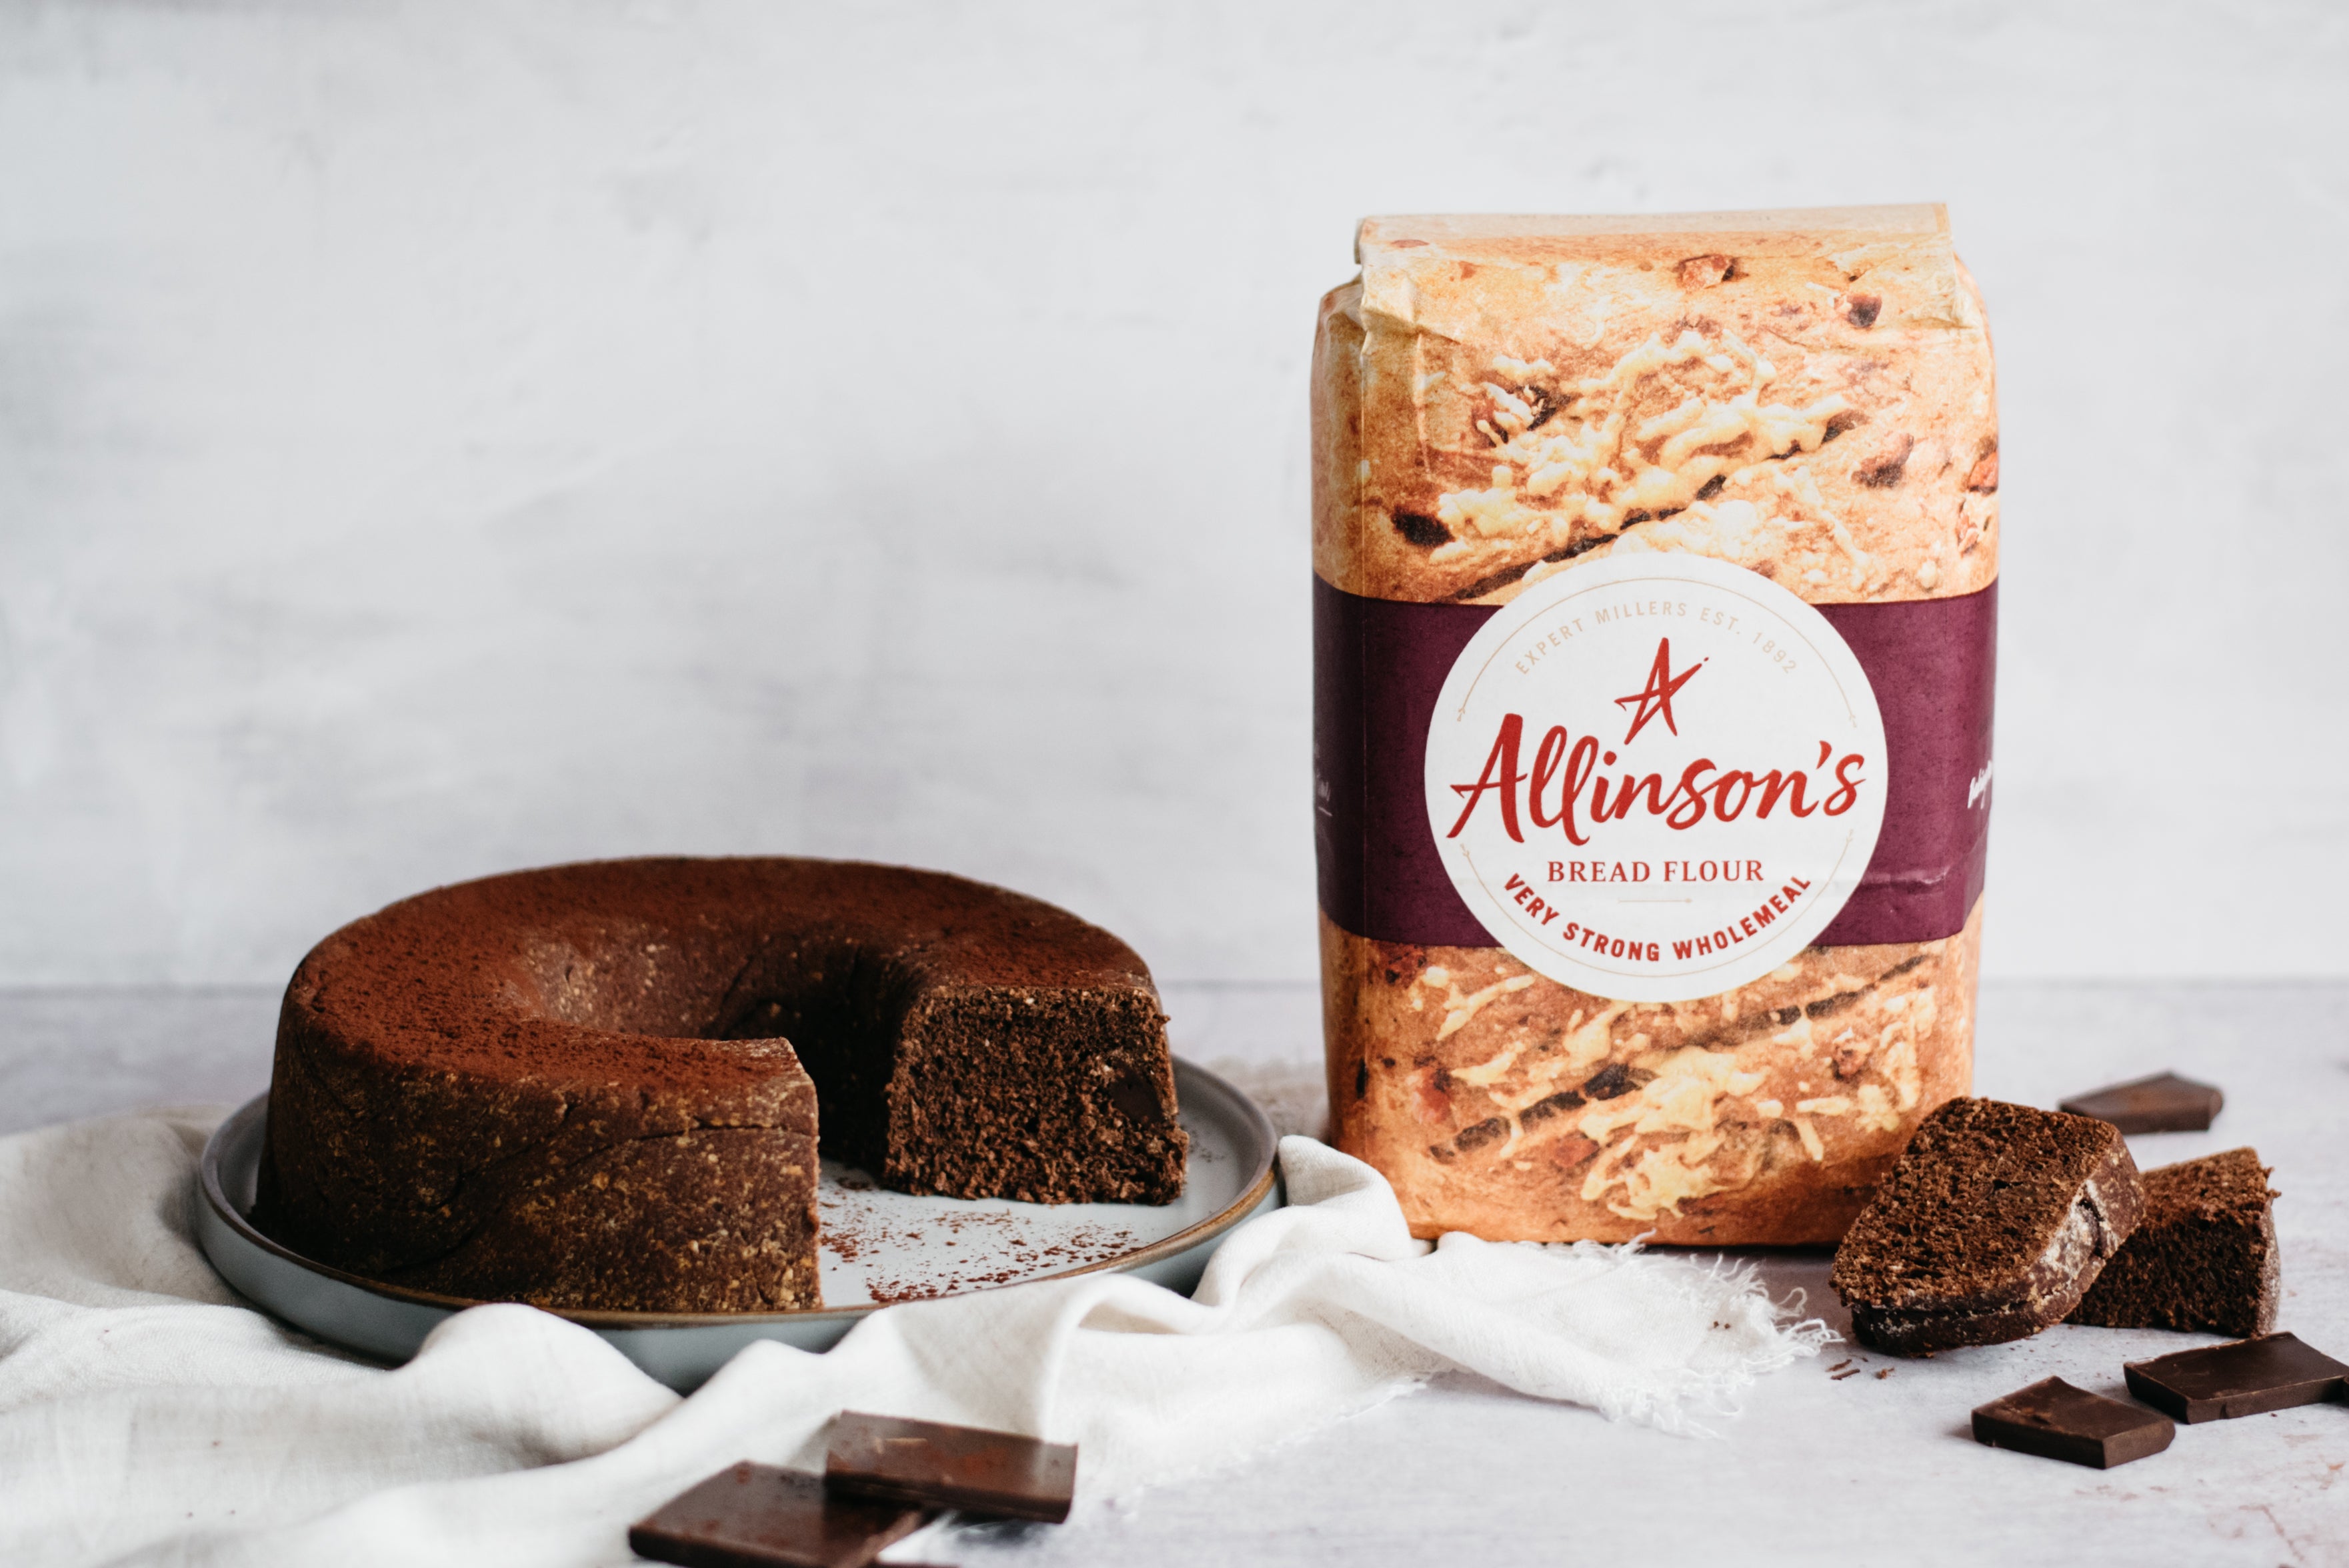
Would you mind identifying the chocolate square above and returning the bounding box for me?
[2059,1072,2223,1134]
[825,1411,1077,1523]
[630,1463,930,1568]
[2123,1333,2349,1423]
[1971,1377,2174,1468]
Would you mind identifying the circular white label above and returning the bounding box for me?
[1424,553,1887,1002]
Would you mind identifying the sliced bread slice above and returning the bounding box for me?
[2068,1148,2279,1337]
[1830,1097,2143,1355]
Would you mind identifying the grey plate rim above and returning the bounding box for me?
[198,1056,1278,1333]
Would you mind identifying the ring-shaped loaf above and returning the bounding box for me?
[255,857,1188,1312]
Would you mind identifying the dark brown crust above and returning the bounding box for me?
[1832,1098,2142,1355]
[256,857,1187,1312]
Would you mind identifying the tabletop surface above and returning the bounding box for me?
[3,978,2344,1567]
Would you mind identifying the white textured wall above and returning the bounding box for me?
[2,1,2344,985]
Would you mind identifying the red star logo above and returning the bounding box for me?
[1614,637,1704,745]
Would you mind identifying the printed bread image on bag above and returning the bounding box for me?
[1314,207,1998,1244]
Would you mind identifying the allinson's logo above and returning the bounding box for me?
[1614,638,1702,744]
[1424,553,1888,1004]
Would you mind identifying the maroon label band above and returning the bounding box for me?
[1314,574,1996,951]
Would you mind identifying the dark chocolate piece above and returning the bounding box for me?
[629,1463,929,1568]
[1970,1377,2174,1469]
[825,1411,1076,1523]
[2060,1071,2222,1135]
[2123,1333,2349,1423]
[2070,1149,2280,1337]
[1830,1098,2144,1355]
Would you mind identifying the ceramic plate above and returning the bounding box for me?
[195,1057,1280,1390]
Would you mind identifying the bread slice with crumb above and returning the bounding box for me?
[2068,1148,2279,1337]
[1830,1097,2142,1354]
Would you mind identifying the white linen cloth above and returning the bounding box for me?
[0,1109,1830,1567]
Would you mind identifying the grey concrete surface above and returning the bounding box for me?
[3,979,2343,1562]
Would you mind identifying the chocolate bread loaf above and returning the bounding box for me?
[257,857,1187,1312]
